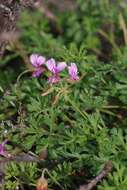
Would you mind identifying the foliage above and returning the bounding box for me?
[0,0,127,189]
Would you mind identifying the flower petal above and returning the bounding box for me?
[0,140,10,158]
[32,68,44,77]
[30,54,38,67]
[68,63,79,80]
[30,54,45,67]
[37,56,46,66]
[48,75,60,84]
[57,62,67,72]
[46,58,56,74]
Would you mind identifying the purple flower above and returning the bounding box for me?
[46,58,66,83]
[32,68,45,78]
[30,54,46,68]
[0,140,11,158]
[46,59,66,74]
[68,63,79,80]
[30,54,46,77]
[48,75,61,84]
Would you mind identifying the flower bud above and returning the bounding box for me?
[36,175,48,190]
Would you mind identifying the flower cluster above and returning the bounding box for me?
[30,54,79,84]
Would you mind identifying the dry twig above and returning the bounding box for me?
[78,161,112,190]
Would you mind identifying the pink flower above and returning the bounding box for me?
[30,54,46,77]
[46,58,66,83]
[46,58,66,74]
[48,75,61,83]
[68,63,79,80]
[30,54,46,68]
[0,140,11,158]
[32,68,45,77]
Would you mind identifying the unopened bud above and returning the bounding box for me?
[36,170,48,190]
